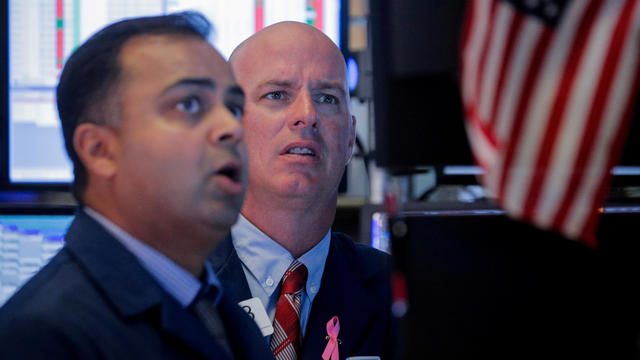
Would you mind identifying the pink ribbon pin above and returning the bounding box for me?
[322,316,340,360]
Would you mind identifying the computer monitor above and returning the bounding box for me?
[0,205,75,306]
[388,205,640,359]
[1,0,345,187]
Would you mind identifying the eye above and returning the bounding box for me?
[228,105,243,120]
[264,91,285,100]
[318,94,338,105]
[176,95,202,115]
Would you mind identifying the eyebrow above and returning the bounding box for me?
[255,79,346,97]
[224,85,245,103]
[162,78,217,94]
[225,85,244,97]
[312,80,347,97]
[255,79,297,90]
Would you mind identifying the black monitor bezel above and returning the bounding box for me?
[0,203,76,216]
[1,0,73,191]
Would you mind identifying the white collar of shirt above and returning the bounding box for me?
[231,214,330,303]
[83,207,222,307]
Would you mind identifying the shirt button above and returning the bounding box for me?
[266,277,274,287]
[310,286,317,293]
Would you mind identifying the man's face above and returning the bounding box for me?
[232,24,355,205]
[113,34,247,234]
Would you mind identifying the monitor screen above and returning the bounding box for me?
[0,207,75,306]
[3,0,343,185]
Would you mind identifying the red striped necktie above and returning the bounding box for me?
[270,260,308,360]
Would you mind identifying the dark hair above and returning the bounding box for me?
[56,11,212,203]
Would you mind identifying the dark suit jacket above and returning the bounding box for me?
[0,210,273,360]
[210,232,393,360]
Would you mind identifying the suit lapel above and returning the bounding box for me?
[210,233,386,359]
[160,299,232,360]
[210,235,274,359]
[65,210,231,360]
[209,235,253,304]
[217,292,274,360]
[301,235,383,360]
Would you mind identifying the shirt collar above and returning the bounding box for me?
[231,214,330,301]
[83,207,222,307]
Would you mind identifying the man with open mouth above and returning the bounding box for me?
[0,12,271,360]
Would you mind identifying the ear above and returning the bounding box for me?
[73,123,120,179]
[345,114,357,165]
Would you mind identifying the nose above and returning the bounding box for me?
[209,109,244,146]
[288,92,318,130]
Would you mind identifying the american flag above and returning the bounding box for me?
[460,0,640,246]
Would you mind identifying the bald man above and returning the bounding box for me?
[209,22,393,360]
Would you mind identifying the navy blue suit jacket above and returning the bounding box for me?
[210,232,393,360]
[0,210,273,360]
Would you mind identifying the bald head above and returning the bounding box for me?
[230,21,348,92]
[227,21,357,242]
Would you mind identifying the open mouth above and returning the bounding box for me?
[284,147,316,156]
[281,142,318,157]
[215,163,241,183]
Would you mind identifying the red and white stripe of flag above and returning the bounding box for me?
[461,0,640,246]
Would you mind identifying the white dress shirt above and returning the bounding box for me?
[230,214,331,338]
